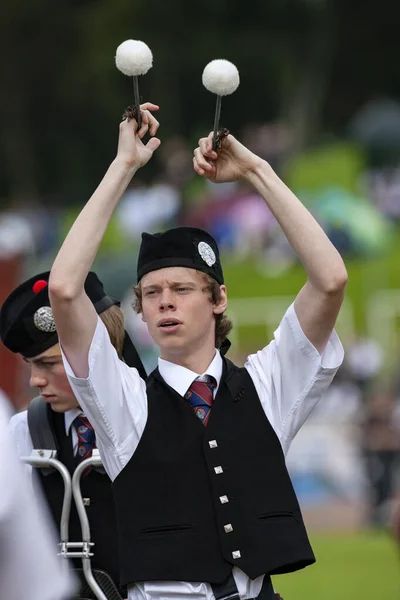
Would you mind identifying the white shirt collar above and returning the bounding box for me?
[158,350,223,398]
[64,408,84,436]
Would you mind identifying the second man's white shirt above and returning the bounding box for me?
[9,407,85,475]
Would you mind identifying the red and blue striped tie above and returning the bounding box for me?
[184,375,217,426]
[73,415,96,462]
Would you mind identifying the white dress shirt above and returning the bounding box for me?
[9,407,84,479]
[0,395,76,600]
[62,302,344,600]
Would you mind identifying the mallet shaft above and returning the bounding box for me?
[212,95,222,151]
[133,76,142,129]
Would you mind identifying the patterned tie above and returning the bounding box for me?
[184,375,217,426]
[73,415,96,463]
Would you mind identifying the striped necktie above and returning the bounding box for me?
[184,375,217,426]
[73,415,96,462]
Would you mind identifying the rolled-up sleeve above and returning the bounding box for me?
[61,316,148,479]
[245,302,344,455]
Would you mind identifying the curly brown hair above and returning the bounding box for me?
[133,271,232,349]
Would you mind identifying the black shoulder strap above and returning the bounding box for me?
[122,331,147,380]
[27,396,59,476]
[223,358,246,403]
[219,337,231,356]
[28,395,58,451]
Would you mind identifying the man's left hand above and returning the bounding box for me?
[193,132,262,183]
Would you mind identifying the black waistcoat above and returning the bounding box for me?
[112,358,315,587]
[37,410,121,585]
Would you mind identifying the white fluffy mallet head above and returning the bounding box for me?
[202,59,240,96]
[115,40,153,76]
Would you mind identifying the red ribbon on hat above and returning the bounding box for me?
[32,280,48,294]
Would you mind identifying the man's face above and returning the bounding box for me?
[23,345,79,412]
[140,267,227,362]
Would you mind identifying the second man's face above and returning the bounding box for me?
[24,344,79,412]
[140,267,227,362]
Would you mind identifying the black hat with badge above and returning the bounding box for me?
[137,227,224,284]
[0,271,117,358]
[137,226,231,355]
[0,271,147,378]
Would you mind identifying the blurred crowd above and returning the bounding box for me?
[4,98,400,268]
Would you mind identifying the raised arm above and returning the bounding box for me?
[193,133,347,353]
[49,104,161,377]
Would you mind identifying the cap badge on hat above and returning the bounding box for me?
[198,241,216,267]
[33,306,56,333]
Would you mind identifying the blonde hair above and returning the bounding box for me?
[99,304,125,357]
[42,344,63,358]
[133,271,232,349]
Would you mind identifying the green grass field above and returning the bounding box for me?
[223,236,400,332]
[271,532,399,599]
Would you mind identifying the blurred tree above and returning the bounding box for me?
[278,0,336,151]
[1,0,400,205]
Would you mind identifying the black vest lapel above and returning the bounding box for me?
[224,358,246,403]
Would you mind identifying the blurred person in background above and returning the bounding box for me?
[286,364,367,507]
[48,105,346,600]
[0,270,146,599]
[346,334,384,395]
[0,387,76,600]
[362,388,400,527]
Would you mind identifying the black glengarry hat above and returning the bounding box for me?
[137,227,224,284]
[0,271,117,358]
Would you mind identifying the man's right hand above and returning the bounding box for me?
[116,102,161,170]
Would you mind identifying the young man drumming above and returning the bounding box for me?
[48,103,347,600]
